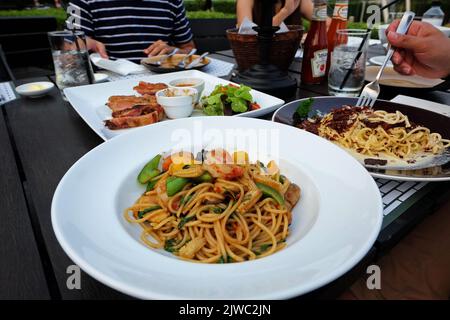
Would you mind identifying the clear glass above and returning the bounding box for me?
[48,31,94,100]
[328,29,370,97]
[389,12,405,23]
[422,2,444,27]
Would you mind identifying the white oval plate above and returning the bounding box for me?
[365,66,444,88]
[369,55,393,67]
[51,117,383,299]
[15,81,54,98]
[94,72,109,83]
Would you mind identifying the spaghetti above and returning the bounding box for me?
[299,106,450,164]
[124,150,301,263]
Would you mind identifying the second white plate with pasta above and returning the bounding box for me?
[52,116,383,299]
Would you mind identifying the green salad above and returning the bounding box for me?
[201,84,260,116]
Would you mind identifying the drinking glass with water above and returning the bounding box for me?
[328,29,370,97]
[48,31,94,100]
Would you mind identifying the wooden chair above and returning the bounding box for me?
[189,19,236,53]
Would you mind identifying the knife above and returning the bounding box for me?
[185,52,209,69]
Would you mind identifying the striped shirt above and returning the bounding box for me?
[66,0,193,62]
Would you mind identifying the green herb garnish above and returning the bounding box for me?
[137,205,161,219]
[180,194,193,205]
[164,239,178,253]
[295,98,314,119]
[217,255,233,264]
[253,244,272,256]
[178,215,195,229]
[212,207,224,214]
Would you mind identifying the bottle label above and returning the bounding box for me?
[311,49,328,78]
[333,1,349,21]
[312,5,328,21]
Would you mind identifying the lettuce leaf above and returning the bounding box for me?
[202,84,254,115]
[228,97,248,113]
[233,85,252,102]
[202,93,224,116]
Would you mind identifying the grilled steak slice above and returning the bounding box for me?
[107,95,156,112]
[111,104,157,118]
[105,105,164,130]
[133,81,167,95]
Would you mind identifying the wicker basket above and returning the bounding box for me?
[226,25,304,72]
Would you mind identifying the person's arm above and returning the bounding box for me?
[144,40,195,56]
[386,20,450,79]
[273,0,301,26]
[237,0,254,26]
[298,0,331,28]
[299,0,313,21]
[143,0,196,56]
[66,0,108,58]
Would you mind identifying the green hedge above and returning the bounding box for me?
[0,8,67,28]
[187,11,235,19]
[184,0,205,12]
[0,8,236,29]
[211,1,236,14]
[185,0,236,14]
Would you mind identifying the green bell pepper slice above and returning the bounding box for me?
[255,182,285,205]
[137,154,162,184]
[166,176,189,197]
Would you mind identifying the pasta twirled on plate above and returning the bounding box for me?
[298,106,450,166]
[124,150,301,263]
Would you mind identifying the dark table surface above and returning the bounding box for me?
[1,47,449,299]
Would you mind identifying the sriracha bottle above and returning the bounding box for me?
[301,0,328,85]
[327,0,349,71]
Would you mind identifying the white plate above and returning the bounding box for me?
[94,72,109,83]
[64,70,285,141]
[52,117,383,300]
[369,55,393,67]
[365,66,444,88]
[15,81,54,98]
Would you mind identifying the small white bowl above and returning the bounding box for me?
[168,78,205,103]
[94,73,109,83]
[156,87,197,119]
[15,81,54,98]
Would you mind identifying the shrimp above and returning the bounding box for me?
[203,163,244,180]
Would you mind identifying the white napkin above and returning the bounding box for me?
[392,95,450,118]
[90,53,147,76]
[238,17,289,35]
[295,48,303,59]
[0,81,17,105]
[238,17,258,34]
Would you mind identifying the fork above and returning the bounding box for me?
[356,11,415,108]
[177,48,197,68]
[154,48,179,65]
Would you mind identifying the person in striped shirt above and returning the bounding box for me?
[66,0,196,62]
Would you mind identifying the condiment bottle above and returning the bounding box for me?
[327,0,349,72]
[301,0,328,85]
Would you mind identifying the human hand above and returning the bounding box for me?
[273,0,301,26]
[86,37,108,59]
[144,40,177,56]
[386,20,450,79]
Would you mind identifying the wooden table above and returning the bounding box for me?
[1,48,449,299]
